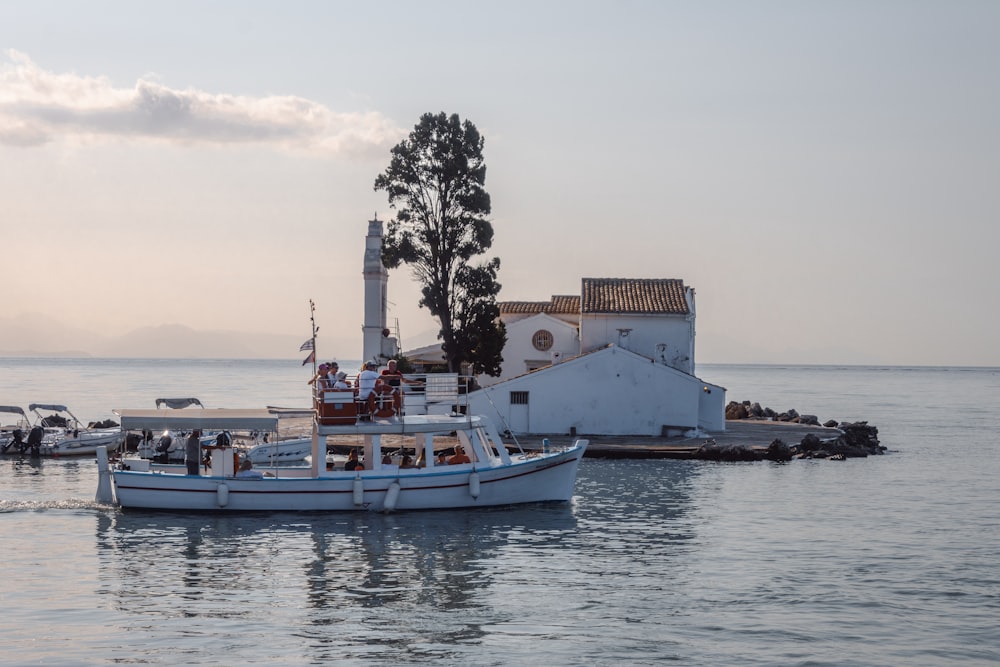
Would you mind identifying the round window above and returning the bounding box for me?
[532,329,553,351]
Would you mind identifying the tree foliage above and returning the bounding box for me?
[374,112,506,375]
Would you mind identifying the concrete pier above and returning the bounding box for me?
[290,415,846,460]
[504,420,843,459]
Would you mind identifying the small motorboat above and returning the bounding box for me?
[244,436,314,465]
[29,403,124,457]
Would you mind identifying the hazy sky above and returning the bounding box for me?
[1,1,998,365]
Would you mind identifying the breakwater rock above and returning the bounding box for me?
[695,438,796,462]
[694,423,883,462]
[725,400,823,426]
[793,421,884,459]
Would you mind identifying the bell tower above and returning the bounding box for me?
[362,215,395,363]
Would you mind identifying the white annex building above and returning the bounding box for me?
[361,217,726,437]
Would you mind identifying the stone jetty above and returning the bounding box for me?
[509,399,883,462]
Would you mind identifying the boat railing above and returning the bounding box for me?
[314,372,477,419]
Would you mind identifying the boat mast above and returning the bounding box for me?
[308,298,318,376]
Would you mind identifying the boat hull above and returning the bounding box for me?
[111,446,585,512]
[42,430,123,457]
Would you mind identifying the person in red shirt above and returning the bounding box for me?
[380,359,418,415]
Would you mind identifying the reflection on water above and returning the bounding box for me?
[85,459,698,664]
[94,508,579,662]
[96,505,584,607]
[4,455,45,476]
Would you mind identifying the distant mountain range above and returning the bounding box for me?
[2,312,878,365]
[0,312,359,359]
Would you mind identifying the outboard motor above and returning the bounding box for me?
[154,434,173,463]
[27,426,44,457]
[2,428,24,454]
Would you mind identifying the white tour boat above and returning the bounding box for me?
[96,403,587,513]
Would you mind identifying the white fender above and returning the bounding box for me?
[217,483,229,508]
[383,480,401,512]
[353,476,364,506]
[468,471,480,499]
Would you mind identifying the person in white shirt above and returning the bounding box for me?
[332,371,351,390]
[236,458,264,478]
[356,361,380,416]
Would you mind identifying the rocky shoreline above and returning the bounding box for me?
[705,399,885,462]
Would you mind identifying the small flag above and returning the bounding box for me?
[301,350,315,366]
[299,339,314,352]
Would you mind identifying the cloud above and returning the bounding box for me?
[0,50,403,154]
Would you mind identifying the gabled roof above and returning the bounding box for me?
[582,278,689,315]
[499,295,580,315]
[505,310,579,333]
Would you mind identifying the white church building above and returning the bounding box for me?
[465,279,726,437]
[360,217,726,437]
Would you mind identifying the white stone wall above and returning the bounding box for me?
[698,380,726,431]
[483,313,580,387]
[467,345,723,436]
[579,313,694,374]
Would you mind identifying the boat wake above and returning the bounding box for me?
[0,498,108,513]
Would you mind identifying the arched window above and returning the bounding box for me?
[532,329,553,351]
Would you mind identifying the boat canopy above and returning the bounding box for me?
[29,403,70,413]
[0,406,27,416]
[115,409,279,432]
[155,398,204,409]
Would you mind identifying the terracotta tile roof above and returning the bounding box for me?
[499,295,580,315]
[581,278,689,314]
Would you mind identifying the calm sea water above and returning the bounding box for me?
[1,359,998,666]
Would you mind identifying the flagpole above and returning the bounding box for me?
[309,299,318,376]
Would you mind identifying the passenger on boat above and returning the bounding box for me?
[448,445,471,465]
[308,362,338,391]
[332,371,351,390]
[436,452,448,466]
[400,454,416,468]
[356,361,380,416]
[236,458,264,478]
[379,359,421,415]
[325,362,340,389]
[344,449,363,471]
[381,452,392,465]
[185,429,202,475]
[318,364,336,390]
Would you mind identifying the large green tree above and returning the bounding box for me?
[374,112,506,375]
